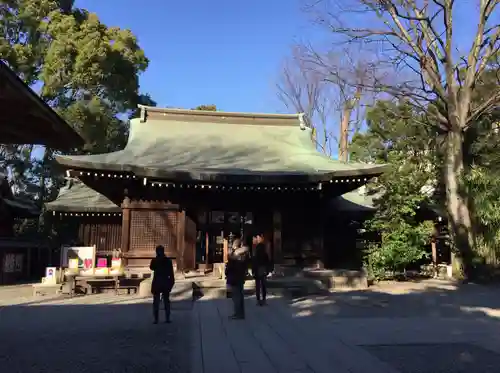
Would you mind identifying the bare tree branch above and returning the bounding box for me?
[302,0,499,131]
[276,52,335,155]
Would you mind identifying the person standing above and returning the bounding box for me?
[150,245,175,324]
[252,233,270,306]
[225,238,249,319]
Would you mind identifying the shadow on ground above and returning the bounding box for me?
[266,280,500,373]
[1,279,500,373]
[0,295,193,373]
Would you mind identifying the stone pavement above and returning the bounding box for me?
[0,284,193,373]
[1,280,500,373]
[190,293,400,373]
[191,281,500,373]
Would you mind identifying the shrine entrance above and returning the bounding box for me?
[195,211,254,265]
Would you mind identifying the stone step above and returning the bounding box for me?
[192,276,329,300]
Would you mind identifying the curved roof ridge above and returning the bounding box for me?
[138,105,305,121]
[55,113,388,183]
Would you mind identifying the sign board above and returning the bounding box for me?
[95,267,109,276]
[110,258,123,275]
[45,267,58,284]
[68,258,79,269]
[111,258,122,269]
[61,246,96,269]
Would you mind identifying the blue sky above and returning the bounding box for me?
[75,0,312,113]
[72,1,486,116]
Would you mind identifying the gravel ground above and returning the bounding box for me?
[0,294,193,373]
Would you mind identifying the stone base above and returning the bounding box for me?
[138,278,152,297]
[213,263,226,280]
[32,283,62,296]
[302,268,369,290]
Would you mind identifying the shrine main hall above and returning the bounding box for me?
[49,106,385,271]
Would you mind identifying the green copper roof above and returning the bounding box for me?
[56,107,387,183]
[45,179,120,212]
[332,189,376,213]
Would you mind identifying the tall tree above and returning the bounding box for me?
[1,0,149,152]
[303,0,500,279]
[0,0,149,237]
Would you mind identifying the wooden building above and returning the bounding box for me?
[325,189,376,269]
[0,60,83,149]
[0,170,43,284]
[0,61,84,284]
[54,106,387,271]
[45,179,122,263]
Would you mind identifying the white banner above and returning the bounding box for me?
[60,246,96,269]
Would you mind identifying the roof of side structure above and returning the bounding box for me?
[331,189,376,213]
[0,61,84,150]
[45,180,120,212]
[55,106,387,183]
[0,171,40,217]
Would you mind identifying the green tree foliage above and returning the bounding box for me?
[1,0,149,152]
[0,0,150,238]
[465,166,500,268]
[351,101,436,279]
[193,104,217,111]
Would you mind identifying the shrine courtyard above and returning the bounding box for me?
[1,280,500,373]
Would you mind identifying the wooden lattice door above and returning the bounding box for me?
[129,209,179,258]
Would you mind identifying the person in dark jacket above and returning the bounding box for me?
[225,239,249,319]
[150,245,175,324]
[252,233,270,306]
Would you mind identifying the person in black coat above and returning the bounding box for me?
[252,233,270,306]
[225,239,249,319]
[150,245,175,324]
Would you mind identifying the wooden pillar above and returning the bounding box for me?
[223,238,228,263]
[318,215,325,269]
[431,239,438,277]
[272,210,282,265]
[176,210,186,272]
[317,203,326,269]
[26,247,32,280]
[121,196,131,266]
[0,251,4,285]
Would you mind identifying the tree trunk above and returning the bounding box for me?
[445,129,475,280]
[339,90,361,162]
[37,148,51,236]
[339,103,351,162]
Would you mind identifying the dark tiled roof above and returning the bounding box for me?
[0,60,84,149]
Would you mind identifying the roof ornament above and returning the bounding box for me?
[62,176,78,190]
[298,113,306,130]
[139,105,147,123]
